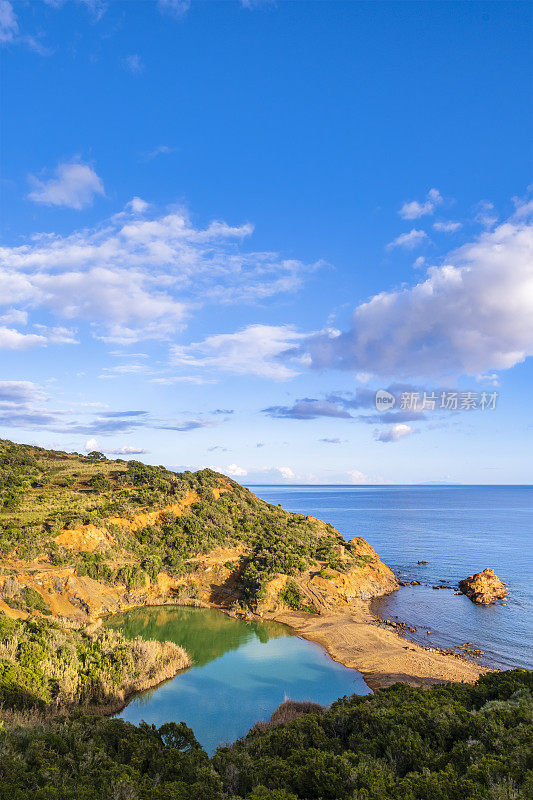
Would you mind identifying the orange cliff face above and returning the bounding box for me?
[260,537,398,615]
[0,531,398,626]
[54,490,202,552]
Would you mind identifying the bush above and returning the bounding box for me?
[279,579,303,610]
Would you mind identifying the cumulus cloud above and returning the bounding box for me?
[0,202,315,344]
[172,324,307,380]
[226,463,247,477]
[303,208,533,378]
[0,309,27,326]
[28,162,105,209]
[399,188,443,220]
[0,327,46,349]
[319,437,342,444]
[387,229,428,250]
[433,221,462,233]
[84,438,149,455]
[376,423,414,442]
[277,466,295,480]
[347,469,372,484]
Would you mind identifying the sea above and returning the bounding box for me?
[247,485,533,671]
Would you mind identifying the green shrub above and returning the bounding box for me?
[279,579,302,610]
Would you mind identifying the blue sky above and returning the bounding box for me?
[1,0,532,484]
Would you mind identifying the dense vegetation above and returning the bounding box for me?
[0,613,189,713]
[0,670,530,799]
[0,439,357,604]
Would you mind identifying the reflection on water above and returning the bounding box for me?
[107,605,289,667]
[107,606,369,753]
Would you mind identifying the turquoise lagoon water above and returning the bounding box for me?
[107,606,369,753]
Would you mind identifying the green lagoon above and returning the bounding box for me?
[106,606,370,752]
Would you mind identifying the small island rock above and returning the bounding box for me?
[458,568,508,605]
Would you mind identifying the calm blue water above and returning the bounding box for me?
[248,485,533,671]
[109,606,369,753]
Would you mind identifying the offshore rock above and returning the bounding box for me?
[458,568,508,605]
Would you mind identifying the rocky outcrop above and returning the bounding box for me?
[260,537,398,615]
[458,568,508,604]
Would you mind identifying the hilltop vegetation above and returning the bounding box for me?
[0,669,530,800]
[0,439,358,605]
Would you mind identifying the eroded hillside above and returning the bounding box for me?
[0,440,397,624]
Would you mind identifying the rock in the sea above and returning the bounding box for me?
[458,568,508,605]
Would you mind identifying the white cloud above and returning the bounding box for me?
[126,197,150,214]
[347,469,371,483]
[34,325,78,344]
[0,202,314,344]
[0,0,17,43]
[84,437,147,455]
[149,375,217,385]
[171,324,306,380]
[303,208,533,379]
[0,381,44,405]
[0,0,49,54]
[387,229,428,250]
[0,327,46,349]
[28,162,105,210]
[226,463,247,477]
[0,308,27,326]
[474,200,498,229]
[277,466,295,481]
[476,372,500,387]
[107,445,149,455]
[376,423,413,442]
[433,221,462,233]
[123,54,144,74]
[399,188,443,220]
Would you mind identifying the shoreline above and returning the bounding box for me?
[103,596,491,692]
[269,599,489,690]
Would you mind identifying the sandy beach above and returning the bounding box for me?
[273,601,488,690]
